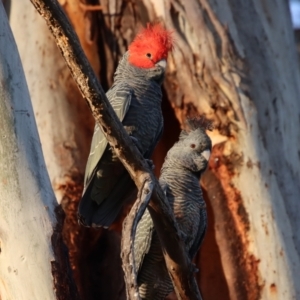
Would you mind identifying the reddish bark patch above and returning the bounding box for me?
[270,283,277,294]
[51,205,80,300]
[202,143,263,300]
[62,0,101,78]
[58,172,126,300]
[196,189,230,300]
[56,173,86,296]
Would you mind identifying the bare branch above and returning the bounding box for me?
[29,0,202,298]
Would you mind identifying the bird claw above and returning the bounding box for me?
[129,137,155,170]
[145,159,155,170]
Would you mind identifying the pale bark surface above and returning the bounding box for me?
[9,0,95,204]
[9,2,99,297]
[0,3,56,299]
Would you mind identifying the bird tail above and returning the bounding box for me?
[78,173,136,228]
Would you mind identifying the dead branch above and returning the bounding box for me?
[29,0,202,299]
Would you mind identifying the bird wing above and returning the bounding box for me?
[83,86,132,192]
[188,206,207,259]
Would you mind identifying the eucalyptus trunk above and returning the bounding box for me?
[0,3,56,299]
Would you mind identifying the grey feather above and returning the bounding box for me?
[78,52,165,227]
[134,121,212,299]
[83,87,132,190]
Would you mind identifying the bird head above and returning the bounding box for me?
[128,23,174,70]
[168,117,212,176]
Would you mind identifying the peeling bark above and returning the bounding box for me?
[195,188,230,300]
[147,0,300,299]
[51,205,80,300]
[203,151,263,300]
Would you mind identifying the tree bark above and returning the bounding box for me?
[8,1,103,297]
[145,0,300,299]
[0,2,55,299]
[9,0,95,205]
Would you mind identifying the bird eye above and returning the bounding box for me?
[146,53,152,58]
[190,144,196,149]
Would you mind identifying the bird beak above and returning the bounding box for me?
[201,150,211,161]
[155,59,167,69]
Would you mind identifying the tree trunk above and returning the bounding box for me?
[6,0,300,299]
[0,3,56,299]
[74,0,300,299]
[9,1,125,299]
[147,0,300,299]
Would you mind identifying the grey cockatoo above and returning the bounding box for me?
[134,118,212,299]
[78,24,174,227]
